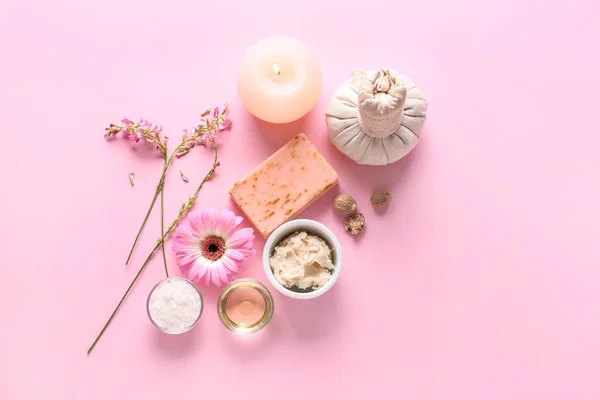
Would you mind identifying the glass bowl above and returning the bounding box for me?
[217,278,274,334]
[146,277,203,334]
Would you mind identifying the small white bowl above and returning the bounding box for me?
[263,219,343,299]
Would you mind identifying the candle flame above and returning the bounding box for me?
[273,64,281,75]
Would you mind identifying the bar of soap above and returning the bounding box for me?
[229,133,338,238]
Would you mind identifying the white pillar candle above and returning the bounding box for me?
[237,37,323,124]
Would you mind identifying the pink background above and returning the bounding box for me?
[1,0,599,398]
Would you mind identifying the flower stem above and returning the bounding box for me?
[87,141,219,355]
[124,152,176,265]
[160,158,168,278]
[125,190,160,265]
[114,108,229,265]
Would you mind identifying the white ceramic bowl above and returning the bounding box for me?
[263,219,343,299]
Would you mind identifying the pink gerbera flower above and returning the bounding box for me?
[173,208,255,286]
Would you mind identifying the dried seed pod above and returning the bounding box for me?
[180,169,189,183]
[344,213,365,235]
[333,194,357,215]
[370,189,391,208]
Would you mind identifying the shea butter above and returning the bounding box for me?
[269,231,334,291]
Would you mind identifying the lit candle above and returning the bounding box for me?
[237,37,323,124]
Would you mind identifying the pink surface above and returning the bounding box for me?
[1,0,599,399]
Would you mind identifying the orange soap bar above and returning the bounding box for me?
[229,133,338,238]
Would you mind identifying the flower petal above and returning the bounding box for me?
[232,216,243,231]
[172,234,198,247]
[226,248,253,262]
[211,261,225,286]
[188,257,209,282]
[226,227,254,249]
[201,208,217,234]
[188,213,209,239]
[220,119,232,130]
[203,268,212,286]
[221,255,240,274]
[215,264,229,286]
[178,253,195,273]
[215,209,236,237]
[174,249,201,268]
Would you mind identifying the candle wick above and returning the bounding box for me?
[273,64,281,76]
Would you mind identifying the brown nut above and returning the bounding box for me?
[370,189,391,208]
[344,213,365,235]
[333,194,357,215]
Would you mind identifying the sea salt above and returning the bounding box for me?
[147,278,203,334]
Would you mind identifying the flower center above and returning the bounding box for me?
[201,236,226,261]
